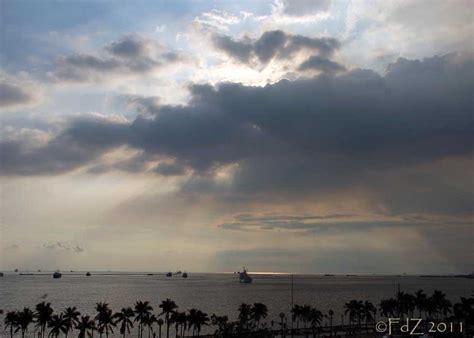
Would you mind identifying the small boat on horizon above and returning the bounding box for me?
[53,271,62,279]
[166,272,172,277]
[239,267,252,284]
[0,272,4,277]
[86,272,91,276]
[182,272,188,278]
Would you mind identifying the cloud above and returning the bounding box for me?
[51,34,184,82]
[195,9,242,32]
[0,72,43,109]
[298,55,346,73]
[155,162,188,176]
[218,213,471,232]
[42,241,85,253]
[0,114,129,175]
[212,30,341,67]
[4,244,20,251]
[279,0,332,17]
[1,53,472,216]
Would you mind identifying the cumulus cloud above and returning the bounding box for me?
[212,30,341,67]
[51,35,185,82]
[1,53,472,216]
[0,72,43,109]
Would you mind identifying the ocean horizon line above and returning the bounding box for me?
[2,270,472,277]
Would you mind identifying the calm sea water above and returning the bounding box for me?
[1,273,473,336]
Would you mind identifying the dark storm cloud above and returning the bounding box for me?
[298,55,346,73]
[0,82,37,108]
[212,30,340,66]
[1,53,473,214]
[52,35,183,82]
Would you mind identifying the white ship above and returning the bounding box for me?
[239,267,252,283]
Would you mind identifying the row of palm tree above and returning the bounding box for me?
[378,289,457,320]
[3,299,206,338]
[2,290,473,337]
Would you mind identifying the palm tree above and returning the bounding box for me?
[398,292,416,318]
[170,311,187,338]
[17,307,34,338]
[431,290,451,319]
[187,309,208,337]
[76,315,96,338]
[143,313,157,338]
[300,305,312,331]
[95,302,115,337]
[177,311,188,337]
[344,300,363,329]
[35,302,54,338]
[134,301,153,338]
[425,296,438,320]
[4,311,19,338]
[453,296,474,332]
[379,298,397,318]
[48,314,68,337]
[157,318,164,338]
[211,314,230,336]
[362,301,376,332]
[63,306,81,337]
[327,310,334,337]
[250,303,268,330]
[291,305,302,330]
[114,307,134,338]
[439,298,452,319]
[159,299,177,338]
[309,307,323,338]
[414,289,427,318]
[238,303,251,331]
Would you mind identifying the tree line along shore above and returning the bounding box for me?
[2,289,473,337]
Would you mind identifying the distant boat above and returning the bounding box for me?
[182,272,188,278]
[147,273,153,276]
[166,272,172,277]
[53,271,62,279]
[0,272,4,277]
[86,272,91,276]
[175,271,182,275]
[14,269,18,272]
[239,268,252,284]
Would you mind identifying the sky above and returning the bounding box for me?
[0,0,473,274]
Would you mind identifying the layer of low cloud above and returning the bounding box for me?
[212,30,341,67]
[51,35,185,83]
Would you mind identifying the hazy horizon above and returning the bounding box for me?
[1,0,473,274]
